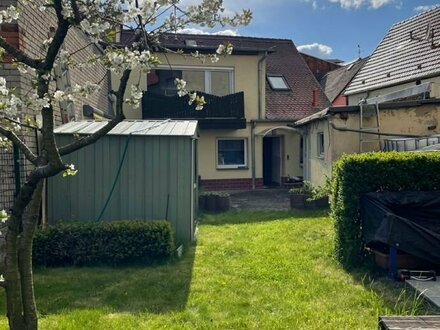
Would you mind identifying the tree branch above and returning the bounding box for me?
[0,126,38,165]
[42,0,70,72]
[58,69,131,156]
[4,117,40,131]
[0,38,42,69]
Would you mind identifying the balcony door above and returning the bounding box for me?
[263,136,282,187]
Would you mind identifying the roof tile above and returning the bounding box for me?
[345,6,440,95]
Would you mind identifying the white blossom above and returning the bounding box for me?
[216,43,233,55]
[188,91,196,105]
[125,85,143,109]
[62,164,78,177]
[73,82,101,98]
[0,6,19,24]
[0,77,9,96]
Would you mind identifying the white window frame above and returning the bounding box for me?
[216,138,248,169]
[155,65,235,94]
[317,132,325,158]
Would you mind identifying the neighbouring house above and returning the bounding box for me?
[116,32,330,190]
[48,120,199,243]
[0,0,112,211]
[296,6,440,186]
[320,58,368,106]
[301,52,342,81]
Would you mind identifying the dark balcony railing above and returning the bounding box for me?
[142,91,246,129]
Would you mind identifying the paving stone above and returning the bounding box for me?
[407,277,440,309]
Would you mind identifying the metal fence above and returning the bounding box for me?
[0,146,27,212]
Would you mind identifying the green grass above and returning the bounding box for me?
[0,210,432,329]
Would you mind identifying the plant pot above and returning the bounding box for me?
[313,196,329,208]
[205,195,217,212]
[290,194,308,209]
[216,195,230,212]
[198,195,206,211]
[304,199,316,209]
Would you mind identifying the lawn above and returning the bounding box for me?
[0,210,430,329]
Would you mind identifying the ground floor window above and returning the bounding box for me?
[217,138,247,169]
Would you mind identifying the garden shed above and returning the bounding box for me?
[48,120,199,243]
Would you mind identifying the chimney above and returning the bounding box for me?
[312,88,317,107]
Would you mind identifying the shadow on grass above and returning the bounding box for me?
[0,244,196,316]
[199,208,329,226]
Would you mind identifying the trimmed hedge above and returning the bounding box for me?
[331,151,440,269]
[33,220,175,266]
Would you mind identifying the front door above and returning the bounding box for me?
[263,136,282,186]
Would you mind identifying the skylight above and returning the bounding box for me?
[267,75,290,90]
[185,40,197,47]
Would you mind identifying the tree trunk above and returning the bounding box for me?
[5,219,25,329]
[4,178,42,330]
[18,181,43,330]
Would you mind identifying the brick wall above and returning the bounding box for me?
[0,1,112,210]
[301,53,341,81]
[201,178,264,191]
[17,0,111,123]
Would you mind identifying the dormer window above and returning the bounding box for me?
[185,40,197,47]
[267,75,290,90]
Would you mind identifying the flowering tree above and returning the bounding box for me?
[0,1,251,329]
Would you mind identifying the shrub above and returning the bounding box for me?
[33,220,175,266]
[200,191,230,197]
[289,181,330,201]
[289,181,313,195]
[331,151,440,269]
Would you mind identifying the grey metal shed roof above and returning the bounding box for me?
[345,6,440,95]
[54,120,198,137]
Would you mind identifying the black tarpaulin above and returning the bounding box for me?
[360,192,440,265]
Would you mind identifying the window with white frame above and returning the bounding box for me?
[148,67,234,96]
[317,132,325,157]
[217,138,247,169]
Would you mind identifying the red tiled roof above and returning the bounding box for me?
[121,32,330,120]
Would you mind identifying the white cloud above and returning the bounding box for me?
[414,4,440,12]
[369,0,393,9]
[328,0,393,9]
[176,28,240,36]
[298,43,333,58]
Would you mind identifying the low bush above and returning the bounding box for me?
[331,151,440,269]
[33,220,175,266]
[289,180,330,201]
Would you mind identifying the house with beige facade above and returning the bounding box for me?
[296,6,440,186]
[116,32,329,190]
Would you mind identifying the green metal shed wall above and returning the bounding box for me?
[48,134,196,243]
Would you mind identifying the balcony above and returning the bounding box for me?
[142,91,246,129]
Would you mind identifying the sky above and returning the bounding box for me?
[178,0,440,62]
